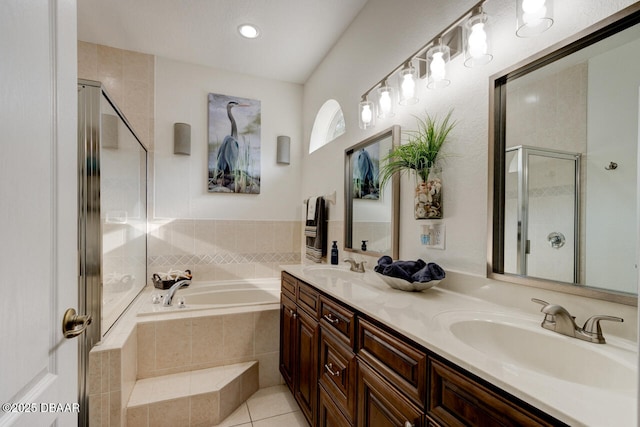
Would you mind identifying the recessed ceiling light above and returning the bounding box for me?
[238,24,260,39]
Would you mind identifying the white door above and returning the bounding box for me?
[0,1,78,426]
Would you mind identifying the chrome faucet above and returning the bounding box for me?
[531,298,623,344]
[163,280,191,306]
[344,258,366,273]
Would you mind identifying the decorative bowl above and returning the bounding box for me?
[375,272,441,292]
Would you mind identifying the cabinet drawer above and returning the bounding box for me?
[356,359,424,427]
[297,281,320,317]
[320,296,355,346]
[319,384,352,427]
[357,318,427,407]
[319,327,356,422]
[281,271,297,300]
[428,358,562,427]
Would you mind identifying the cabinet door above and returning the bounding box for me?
[428,358,561,427]
[295,308,319,425]
[279,293,297,390]
[357,360,424,427]
[319,384,353,427]
[319,327,356,422]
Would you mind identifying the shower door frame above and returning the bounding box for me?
[77,79,148,426]
[506,145,581,283]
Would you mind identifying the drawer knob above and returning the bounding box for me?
[324,363,340,377]
[323,313,340,324]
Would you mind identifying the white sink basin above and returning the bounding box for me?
[437,311,637,391]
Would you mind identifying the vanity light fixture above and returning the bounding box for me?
[464,7,493,67]
[357,0,490,121]
[398,62,419,105]
[377,81,396,119]
[427,39,451,89]
[238,23,260,39]
[516,0,553,37]
[358,95,376,130]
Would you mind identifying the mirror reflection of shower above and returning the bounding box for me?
[504,145,580,284]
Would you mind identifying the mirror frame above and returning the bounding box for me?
[345,125,401,259]
[487,4,640,306]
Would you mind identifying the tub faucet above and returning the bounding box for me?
[163,280,191,306]
[531,298,623,344]
[344,258,366,273]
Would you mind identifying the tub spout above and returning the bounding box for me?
[163,280,191,306]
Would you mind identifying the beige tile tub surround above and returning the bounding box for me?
[126,362,258,427]
[136,309,280,386]
[88,330,137,427]
[88,288,283,427]
[147,219,302,282]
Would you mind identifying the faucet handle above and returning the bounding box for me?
[582,315,624,343]
[531,298,550,307]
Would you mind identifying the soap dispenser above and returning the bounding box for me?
[361,240,368,251]
[331,241,339,265]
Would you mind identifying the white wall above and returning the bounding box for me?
[302,0,638,274]
[154,56,304,220]
[586,38,640,294]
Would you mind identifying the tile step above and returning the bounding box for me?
[126,361,258,427]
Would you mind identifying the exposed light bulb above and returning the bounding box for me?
[379,89,392,114]
[468,23,488,58]
[361,104,372,124]
[430,52,446,82]
[517,0,553,37]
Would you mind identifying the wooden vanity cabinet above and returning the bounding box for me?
[279,272,319,426]
[280,272,565,427]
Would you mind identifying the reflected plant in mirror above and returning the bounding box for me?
[345,126,400,259]
[489,5,640,305]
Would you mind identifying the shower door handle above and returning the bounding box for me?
[62,308,92,339]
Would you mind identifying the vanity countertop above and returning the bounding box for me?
[280,264,638,427]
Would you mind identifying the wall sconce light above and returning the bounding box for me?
[464,7,493,67]
[427,39,451,89]
[398,62,419,105]
[377,81,396,119]
[358,95,376,130]
[516,0,553,37]
[276,135,291,164]
[174,122,191,155]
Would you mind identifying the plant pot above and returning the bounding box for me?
[415,168,442,219]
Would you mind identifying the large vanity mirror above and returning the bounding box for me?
[489,5,640,305]
[345,126,400,259]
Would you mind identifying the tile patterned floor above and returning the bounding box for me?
[216,385,308,427]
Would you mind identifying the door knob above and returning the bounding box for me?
[62,308,92,339]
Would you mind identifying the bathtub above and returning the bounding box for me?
[137,278,281,316]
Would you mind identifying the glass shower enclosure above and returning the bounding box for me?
[77,79,147,424]
[504,145,581,284]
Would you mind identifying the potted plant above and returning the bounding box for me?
[379,110,456,219]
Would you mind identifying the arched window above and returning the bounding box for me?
[309,99,346,153]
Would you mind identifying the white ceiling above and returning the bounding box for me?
[77,0,369,84]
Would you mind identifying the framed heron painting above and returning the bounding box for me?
[207,93,261,194]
